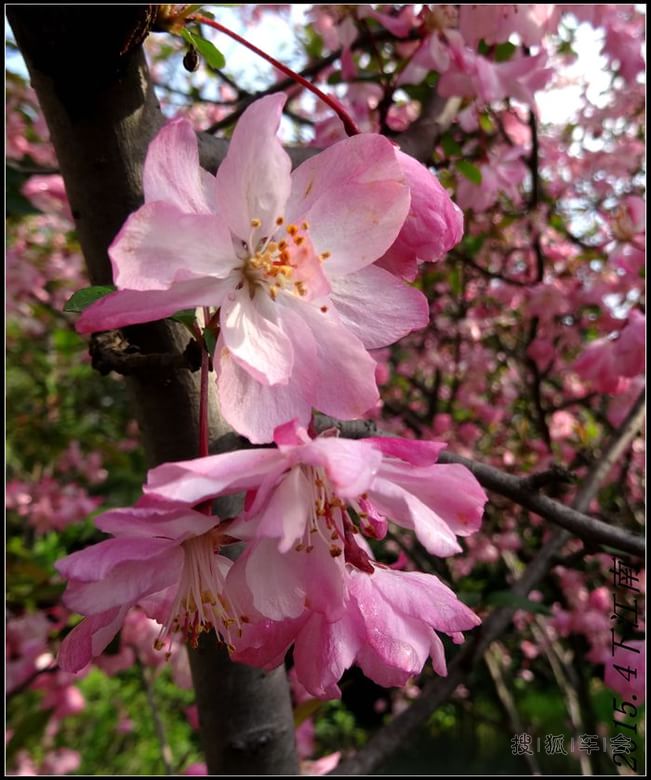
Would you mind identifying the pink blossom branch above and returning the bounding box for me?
[191,14,361,137]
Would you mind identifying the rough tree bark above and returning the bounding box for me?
[8,6,298,774]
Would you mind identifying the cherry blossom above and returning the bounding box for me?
[76,94,433,442]
[144,421,487,623]
[458,4,559,47]
[231,560,480,699]
[55,498,246,672]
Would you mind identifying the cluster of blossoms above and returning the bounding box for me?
[55,93,488,696]
[57,422,487,696]
[7,5,645,774]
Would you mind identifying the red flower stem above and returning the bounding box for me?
[190,312,212,516]
[198,309,211,460]
[199,344,209,459]
[191,14,361,137]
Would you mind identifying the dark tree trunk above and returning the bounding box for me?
[8,6,298,774]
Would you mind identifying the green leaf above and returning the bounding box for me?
[448,265,462,297]
[479,112,495,134]
[440,133,463,157]
[181,27,226,70]
[294,698,323,727]
[486,591,551,615]
[169,308,197,328]
[494,41,516,62]
[477,39,490,55]
[203,327,217,357]
[63,286,116,313]
[460,233,486,256]
[456,160,482,185]
[557,40,576,57]
[52,328,83,354]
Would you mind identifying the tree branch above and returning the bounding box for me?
[8,7,298,774]
[437,450,644,557]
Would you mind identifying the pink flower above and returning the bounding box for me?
[55,499,246,672]
[610,244,645,278]
[573,312,644,393]
[144,421,487,623]
[41,749,81,775]
[184,762,208,775]
[456,147,527,212]
[301,752,342,775]
[21,175,73,222]
[438,33,552,106]
[459,5,558,47]
[611,195,646,243]
[604,20,645,83]
[232,561,480,699]
[77,94,427,443]
[615,310,645,378]
[397,31,451,85]
[376,152,463,281]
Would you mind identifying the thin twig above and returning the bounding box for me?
[485,644,542,775]
[137,659,173,775]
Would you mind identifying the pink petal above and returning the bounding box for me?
[329,264,429,349]
[220,288,294,386]
[143,118,215,214]
[298,539,347,622]
[368,478,462,556]
[380,463,487,537]
[355,642,416,688]
[376,151,463,280]
[255,467,311,552]
[351,572,428,681]
[429,631,448,676]
[231,614,305,670]
[57,606,129,673]
[76,277,232,333]
[109,202,235,290]
[215,94,292,241]
[216,309,317,443]
[272,419,308,447]
[95,506,220,542]
[367,437,446,466]
[62,546,182,614]
[299,437,382,499]
[244,539,306,620]
[286,134,411,275]
[144,448,284,503]
[56,536,177,582]
[370,568,481,633]
[293,611,360,699]
[288,298,379,420]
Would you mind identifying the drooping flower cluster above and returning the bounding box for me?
[54,91,485,696]
[57,423,487,696]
